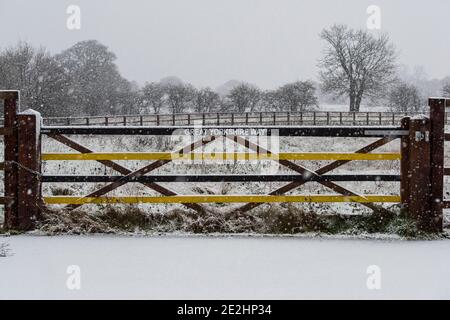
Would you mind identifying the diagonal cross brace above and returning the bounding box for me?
[47,133,216,213]
[227,135,396,215]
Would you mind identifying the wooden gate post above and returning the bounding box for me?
[429,98,445,232]
[400,117,411,212]
[17,109,42,230]
[407,117,432,230]
[1,90,19,230]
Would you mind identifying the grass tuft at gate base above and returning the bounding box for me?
[28,204,444,239]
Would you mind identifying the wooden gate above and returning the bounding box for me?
[1,90,447,232]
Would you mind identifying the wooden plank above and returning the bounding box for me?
[400,117,410,209]
[17,110,42,230]
[429,98,445,232]
[41,152,401,161]
[42,174,401,183]
[407,118,432,230]
[2,91,19,229]
[40,126,408,137]
[44,195,401,205]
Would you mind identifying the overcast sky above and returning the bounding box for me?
[0,0,449,89]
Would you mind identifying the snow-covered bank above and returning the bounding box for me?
[1,235,449,299]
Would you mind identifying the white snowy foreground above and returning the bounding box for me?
[1,235,450,300]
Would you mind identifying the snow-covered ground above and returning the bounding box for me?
[1,235,450,299]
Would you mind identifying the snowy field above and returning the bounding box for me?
[1,235,450,299]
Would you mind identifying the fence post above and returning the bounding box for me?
[1,91,19,229]
[407,117,432,230]
[429,98,445,232]
[400,117,410,212]
[17,109,42,230]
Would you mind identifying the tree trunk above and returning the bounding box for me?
[354,95,362,112]
[349,94,356,112]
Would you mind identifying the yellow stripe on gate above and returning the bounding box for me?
[44,195,401,204]
[41,152,401,161]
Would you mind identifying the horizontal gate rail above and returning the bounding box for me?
[41,152,401,161]
[41,125,408,137]
[42,174,401,183]
[44,194,401,205]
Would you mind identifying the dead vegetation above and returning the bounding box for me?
[33,203,434,239]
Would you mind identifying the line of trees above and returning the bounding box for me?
[1,25,449,117]
[140,80,319,115]
[0,40,319,116]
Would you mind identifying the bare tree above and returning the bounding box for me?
[140,82,165,113]
[227,83,261,112]
[277,81,318,112]
[388,81,424,112]
[443,82,450,97]
[193,87,221,113]
[0,42,68,116]
[164,83,196,113]
[261,90,282,111]
[318,25,397,112]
